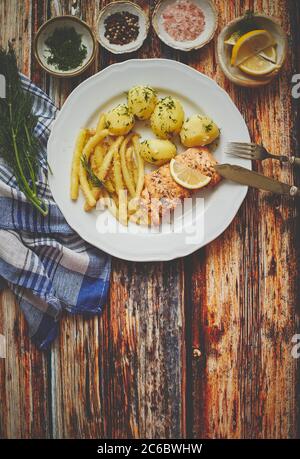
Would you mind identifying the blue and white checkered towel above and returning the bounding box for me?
[0,75,111,350]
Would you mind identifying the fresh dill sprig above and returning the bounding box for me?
[81,155,103,188]
[0,44,48,215]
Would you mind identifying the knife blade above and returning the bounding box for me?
[214,164,300,197]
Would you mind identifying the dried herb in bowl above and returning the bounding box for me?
[45,26,87,71]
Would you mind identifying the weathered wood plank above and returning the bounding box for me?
[0,0,32,73]
[0,0,51,439]
[0,290,51,438]
[107,259,186,439]
[50,312,108,438]
[189,0,300,439]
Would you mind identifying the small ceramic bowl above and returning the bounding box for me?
[217,14,288,87]
[152,0,218,52]
[96,1,149,54]
[34,16,96,78]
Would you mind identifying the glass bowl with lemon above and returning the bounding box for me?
[217,13,288,87]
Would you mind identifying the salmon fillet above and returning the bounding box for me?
[140,147,221,225]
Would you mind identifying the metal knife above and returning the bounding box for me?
[214,164,300,197]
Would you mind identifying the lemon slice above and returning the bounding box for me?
[239,53,279,76]
[231,29,276,66]
[259,45,277,63]
[170,159,211,190]
[226,34,277,63]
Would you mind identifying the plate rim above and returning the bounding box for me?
[48,58,250,262]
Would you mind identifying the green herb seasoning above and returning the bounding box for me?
[204,123,213,132]
[0,45,48,215]
[81,155,103,188]
[45,27,87,71]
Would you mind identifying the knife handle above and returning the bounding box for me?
[289,157,300,167]
[290,186,300,197]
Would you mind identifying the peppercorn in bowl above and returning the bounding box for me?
[96,1,149,54]
[34,16,96,78]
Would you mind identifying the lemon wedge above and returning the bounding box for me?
[231,29,276,66]
[259,45,277,63]
[226,33,277,64]
[239,53,279,76]
[170,159,211,190]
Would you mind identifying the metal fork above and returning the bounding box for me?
[225,142,300,167]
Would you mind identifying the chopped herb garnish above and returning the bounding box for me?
[142,86,157,102]
[160,97,176,110]
[204,123,213,132]
[45,27,87,71]
[116,104,131,116]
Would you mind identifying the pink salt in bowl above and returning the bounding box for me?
[152,0,218,51]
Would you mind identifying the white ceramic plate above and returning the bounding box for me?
[48,59,251,262]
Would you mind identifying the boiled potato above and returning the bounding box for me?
[140,138,177,166]
[180,115,220,147]
[127,85,158,120]
[151,96,185,139]
[105,104,135,136]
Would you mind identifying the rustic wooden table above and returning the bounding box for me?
[0,0,299,439]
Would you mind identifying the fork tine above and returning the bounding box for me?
[228,142,257,148]
[225,145,256,151]
[226,152,256,160]
[225,146,256,153]
[225,150,256,158]
[224,148,257,156]
[225,148,257,157]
